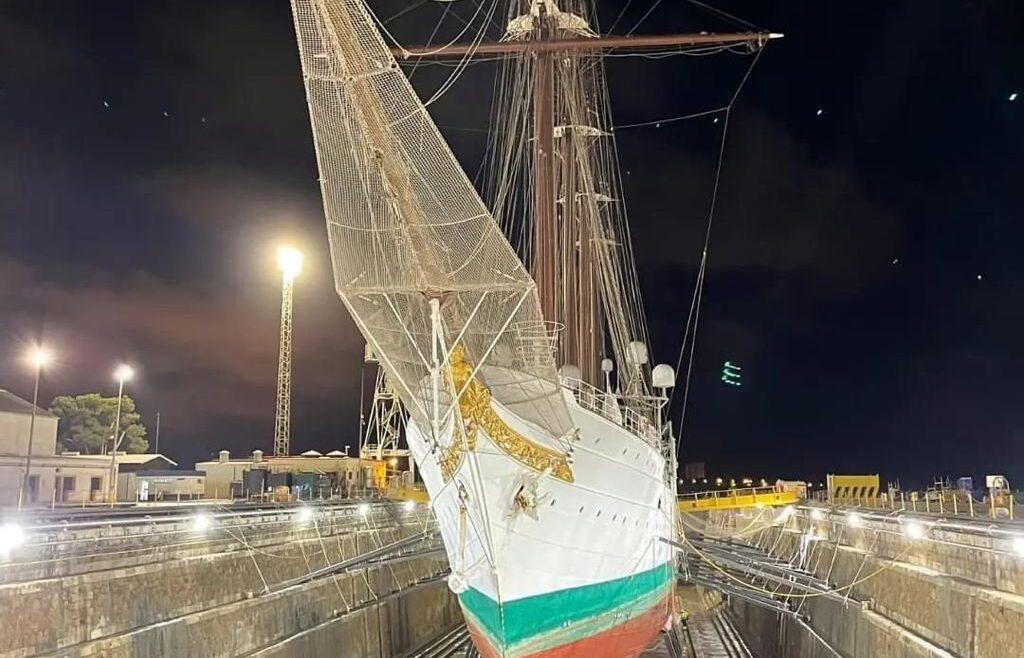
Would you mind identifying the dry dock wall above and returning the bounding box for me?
[0,504,460,658]
[725,511,1024,658]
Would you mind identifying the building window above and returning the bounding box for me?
[90,477,102,492]
[27,475,39,502]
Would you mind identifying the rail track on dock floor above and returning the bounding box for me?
[683,591,754,658]
[405,624,476,658]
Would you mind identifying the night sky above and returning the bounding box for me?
[1,1,1021,487]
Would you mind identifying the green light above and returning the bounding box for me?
[722,360,742,387]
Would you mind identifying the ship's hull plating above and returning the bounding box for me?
[406,389,674,658]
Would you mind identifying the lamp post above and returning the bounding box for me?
[274,245,302,457]
[18,346,52,510]
[107,364,135,507]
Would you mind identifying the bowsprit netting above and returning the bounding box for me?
[290,0,572,440]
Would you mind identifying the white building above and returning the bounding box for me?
[0,389,110,507]
[196,449,367,500]
[106,454,204,502]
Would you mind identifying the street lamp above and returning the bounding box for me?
[18,346,52,510]
[107,364,135,507]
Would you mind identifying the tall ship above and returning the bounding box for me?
[288,1,774,656]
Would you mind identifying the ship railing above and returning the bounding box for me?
[513,321,563,369]
[561,377,660,446]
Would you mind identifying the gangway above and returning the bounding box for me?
[677,486,798,512]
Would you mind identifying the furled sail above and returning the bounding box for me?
[290,0,572,440]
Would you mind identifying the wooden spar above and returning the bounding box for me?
[391,31,781,59]
[533,8,558,325]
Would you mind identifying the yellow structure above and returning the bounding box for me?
[387,482,430,503]
[677,486,798,512]
[826,474,880,504]
[385,471,429,502]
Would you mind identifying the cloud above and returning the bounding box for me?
[0,256,363,439]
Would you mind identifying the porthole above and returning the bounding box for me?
[579,506,585,514]
[550,499,556,507]
[596,510,602,518]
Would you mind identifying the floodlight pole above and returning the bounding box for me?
[107,376,127,508]
[17,363,43,511]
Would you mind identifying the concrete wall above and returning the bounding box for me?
[0,504,458,658]
[25,557,455,658]
[726,513,1024,658]
[731,597,953,658]
[248,580,462,658]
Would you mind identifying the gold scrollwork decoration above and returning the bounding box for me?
[443,345,574,483]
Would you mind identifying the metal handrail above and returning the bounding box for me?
[676,486,798,512]
[561,377,660,445]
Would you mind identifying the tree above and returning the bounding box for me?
[50,394,149,455]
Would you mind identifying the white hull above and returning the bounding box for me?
[407,386,674,606]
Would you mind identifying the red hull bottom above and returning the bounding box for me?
[466,593,672,658]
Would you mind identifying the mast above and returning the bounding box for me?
[533,4,558,324]
[393,8,780,384]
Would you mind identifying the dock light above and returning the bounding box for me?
[1013,536,1024,557]
[810,508,826,521]
[847,512,863,527]
[903,521,925,540]
[295,506,315,524]
[714,477,723,486]
[277,245,303,281]
[28,346,53,368]
[191,512,213,533]
[0,522,26,555]
[114,363,135,383]
[358,503,369,517]
[403,500,416,512]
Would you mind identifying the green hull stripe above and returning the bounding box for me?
[459,561,673,648]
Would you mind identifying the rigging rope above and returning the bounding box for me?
[422,0,502,107]
[677,518,917,600]
[380,0,431,26]
[673,47,763,457]
[685,0,763,32]
[626,0,665,37]
[614,106,726,130]
[607,0,637,34]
